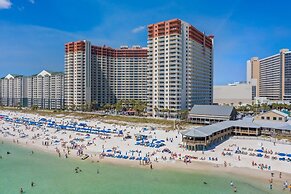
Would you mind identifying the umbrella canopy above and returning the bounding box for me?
[278,153,286,156]
[257,153,263,157]
[256,149,263,153]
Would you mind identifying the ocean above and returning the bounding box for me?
[0,142,280,194]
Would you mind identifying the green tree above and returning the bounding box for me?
[31,105,38,110]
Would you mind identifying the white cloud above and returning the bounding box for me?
[131,26,145,33]
[29,0,35,4]
[0,0,12,9]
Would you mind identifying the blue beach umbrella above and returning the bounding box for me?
[278,153,286,157]
[257,153,263,157]
[256,149,263,153]
[287,154,291,157]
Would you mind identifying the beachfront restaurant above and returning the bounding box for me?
[232,120,261,136]
[181,122,234,150]
[254,120,291,136]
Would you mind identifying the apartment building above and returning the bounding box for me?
[0,74,24,107]
[147,19,214,118]
[65,41,147,109]
[26,70,64,109]
[115,46,147,101]
[0,70,64,109]
[65,40,92,110]
[247,49,291,101]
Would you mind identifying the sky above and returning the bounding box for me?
[0,0,291,85]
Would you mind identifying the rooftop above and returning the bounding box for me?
[189,105,235,117]
[182,117,291,138]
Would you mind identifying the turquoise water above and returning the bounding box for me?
[0,142,279,194]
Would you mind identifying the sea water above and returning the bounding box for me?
[0,142,280,194]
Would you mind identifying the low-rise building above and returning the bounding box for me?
[254,110,288,122]
[182,109,291,150]
[188,105,237,125]
[182,120,260,150]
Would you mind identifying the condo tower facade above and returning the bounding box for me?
[147,19,214,118]
[65,41,147,110]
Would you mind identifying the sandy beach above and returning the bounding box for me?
[1,110,291,191]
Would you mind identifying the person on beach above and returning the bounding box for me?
[31,181,35,187]
[150,164,153,170]
[20,188,24,193]
[233,186,237,192]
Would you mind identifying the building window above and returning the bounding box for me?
[266,117,270,120]
[261,116,265,120]
[279,117,282,121]
[273,117,277,120]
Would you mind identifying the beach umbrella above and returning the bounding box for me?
[106,149,112,152]
[278,153,286,157]
[256,149,263,153]
[257,153,263,157]
[287,154,291,157]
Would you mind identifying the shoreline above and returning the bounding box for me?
[1,136,290,191]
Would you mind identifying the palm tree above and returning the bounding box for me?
[154,106,159,117]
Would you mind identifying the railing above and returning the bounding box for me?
[231,136,291,145]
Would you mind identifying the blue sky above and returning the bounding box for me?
[0,0,291,84]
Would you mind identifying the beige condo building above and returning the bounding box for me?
[147,19,214,118]
[65,41,148,110]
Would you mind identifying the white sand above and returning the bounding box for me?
[1,110,291,181]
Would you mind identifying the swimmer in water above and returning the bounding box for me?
[230,181,234,187]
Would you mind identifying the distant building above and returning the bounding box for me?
[214,82,256,106]
[188,105,237,125]
[247,49,291,101]
[254,109,288,122]
[0,74,24,107]
[146,19,214,118]
[0,70,64,109]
